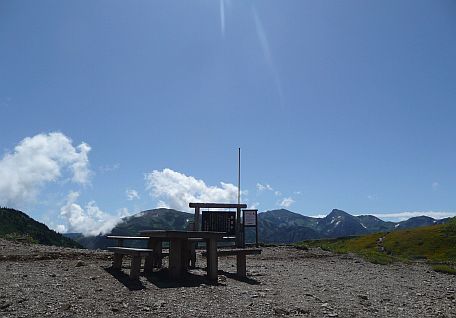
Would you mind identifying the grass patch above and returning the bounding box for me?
[432,265,456,275]
[358,250,395,265]
[295,219,456,266]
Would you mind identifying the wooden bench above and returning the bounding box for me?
[106,235,149,247]
[186,237,236,268]
[202,248,261,278]
[107,247,154,279]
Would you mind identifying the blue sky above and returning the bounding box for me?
[1,0,456,234]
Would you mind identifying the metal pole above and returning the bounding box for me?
[238,147,241,205]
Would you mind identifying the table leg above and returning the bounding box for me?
[206,238,218,283]
[152,239,163,268]
[169,238,183,280]
[112,253,123,270]
[144,239,156,273]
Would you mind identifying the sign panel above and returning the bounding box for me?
[201,211,236,235]
[244,210,257,226]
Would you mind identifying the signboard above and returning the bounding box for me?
[244,210,257,226]
[201,211,236,235]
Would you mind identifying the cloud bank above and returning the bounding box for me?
[59,191,120,236]
[0,132,91,207]
[145,168,240,211]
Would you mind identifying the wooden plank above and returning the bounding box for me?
[139,230,225,239]
[189,203,247,209]
[107,247,154,256]
[201,248,261,256]
[106,236,149,240]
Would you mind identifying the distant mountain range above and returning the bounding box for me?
[0,206,449,249]
[0,208,82,248]
[65,208,452,248]
[256,209,450,243]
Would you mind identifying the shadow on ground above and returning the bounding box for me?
[104,265,260,289]
[104,266,146,291]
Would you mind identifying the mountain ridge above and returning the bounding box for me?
[66,208,451,248]
[0,207,82,248]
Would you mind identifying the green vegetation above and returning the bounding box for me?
[295,218,456,270]
[296,233,397,264]
[0,208,82,248]
[432,265,456,275]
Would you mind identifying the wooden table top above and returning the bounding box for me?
[139,230,226,239]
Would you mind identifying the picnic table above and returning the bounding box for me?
[139,230,226,282]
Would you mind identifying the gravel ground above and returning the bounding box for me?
[0,238,455,317]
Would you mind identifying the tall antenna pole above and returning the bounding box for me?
[238,147,241,204]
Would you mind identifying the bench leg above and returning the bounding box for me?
[188,242,196,269]
[206,238,218,283]
[112,253,123,270]
[144,253,154,274]
[236,253,246,278]
[169,239,183,280]
[130,256,141,279]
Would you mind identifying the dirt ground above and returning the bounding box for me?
[0,238,455,317]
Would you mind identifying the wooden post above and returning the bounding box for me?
[255,211,259,248]
[194,207,200,231]
[206,238,218,283]
[236,207,242,247]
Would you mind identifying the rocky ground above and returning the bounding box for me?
[0,238,455,318]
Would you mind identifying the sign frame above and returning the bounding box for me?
[242,209,259,247]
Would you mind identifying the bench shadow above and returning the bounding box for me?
[104,266,146,291]
[217,269,260,285]
[144,268,215,288]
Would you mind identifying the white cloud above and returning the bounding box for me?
[117,207,132,218]
[367,194,378,200]
[256,183,273,192]
[0,132,91,207]
[274,191,282,196]
[144,168,241,211]
[432,182,439,191]
[250,202,260,209]
[55,224,67,233]
[279,197,295,208]
[99,163,120,173]
[367,211,456,221]
[126,189,140,201]
[59,191,120,236]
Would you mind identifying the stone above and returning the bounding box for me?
[75,260,85,267]
[273,307,290,315]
